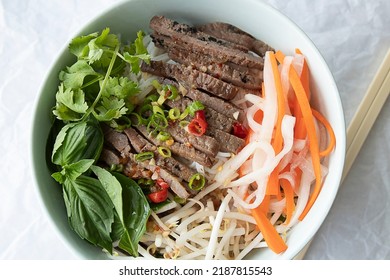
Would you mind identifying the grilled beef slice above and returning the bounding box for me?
[166,124,220,157]
[206,129,245,154]
[165,97,235,133]
[141,60,250,100]
[127,153,190,199]
[152,34,262,90]
[102,125,131,157]
[150,15,263,69]
[197,22,274,57]
[123,127,196,182]
[158,78,244,120]
[136,125,214,167]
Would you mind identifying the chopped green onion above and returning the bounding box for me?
[162,84,178,100]
[188,173,206,191]
[135,151,154,162]
[110,116,132,131]
[157,94,167,106]
[109,164,124,172]
[179,108,189,120]
[157,146,171,158]
[144,93,159,104]
[174,196,187,204]
[149,113,168,129]
[168,108,181,120]
[156,131,171,141]
[152,80,162,90]
[138,103,152,118]
[130,112,148,126]
[152,105,165,116]
[179,120,190,128]
[187,100,205,116]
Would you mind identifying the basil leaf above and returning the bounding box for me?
[90,166,123,219]
[81,118,104,161]
[51,119,103,167]
[113,173,150,257]
[63,175,114,253]
[52,122,86,166]
[46,118,65,173]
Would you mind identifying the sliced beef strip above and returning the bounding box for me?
[123,158,153,179]
[102,125,131,157]
[206,129,245,154]
[152,34,262,90]
[150,16,264,69]
[166,124,220,157]
[100,148,122,166]
[197,22,274,57]
[141,60,251,100]
[165,96,235,133]
[158,78,244,120]
[127,153,190,199]
[123,127,196,182]
[136,125,214,167]
[151,17,249,52]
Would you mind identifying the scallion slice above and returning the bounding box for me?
[157,146,171,158]
[135,151,154,162]
[188,173,206,191]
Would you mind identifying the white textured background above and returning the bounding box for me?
[1,0,389,259]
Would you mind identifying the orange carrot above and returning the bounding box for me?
[266,52,285,196]
[312,109,336,157]
[251,207,287,254]
[289,66,322,221]
[280,179,295,225]
[275,50,285,63]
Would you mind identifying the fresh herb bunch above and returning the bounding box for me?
[47,28,152,256]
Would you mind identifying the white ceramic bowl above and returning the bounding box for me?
[31,0,346,260]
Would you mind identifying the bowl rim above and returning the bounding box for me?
[30,0,346,260]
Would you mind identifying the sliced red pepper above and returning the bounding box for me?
[148,189,168,203]
[156,179,169,190]
[188,117,207,136]
[232,122,248,139]
[195,110,206,121]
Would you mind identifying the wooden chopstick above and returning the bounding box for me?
[342,48,390,182]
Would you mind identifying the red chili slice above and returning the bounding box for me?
[148,189,168,203]
[156,179,169,190]
[232,122,248,139]
[188,117,207,136]
[195,110,206,121]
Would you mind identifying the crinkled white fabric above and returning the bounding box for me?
[0,0,389,259]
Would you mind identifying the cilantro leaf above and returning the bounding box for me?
[53,84,89,121]
[93,96,128,121]
[101,76,140,99]
[123,31,150,74]
[59,60,100,89]
[69,32,98,59]
[88,28,119,67]
[68,28,119,68]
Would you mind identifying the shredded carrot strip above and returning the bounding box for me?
[280,179,295,225]
[251,208,287,254]
[289,66,322,221]
[259,194,270,214]
[266,52,285,196]
[275,50,285,63]
[312,109,336,157]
